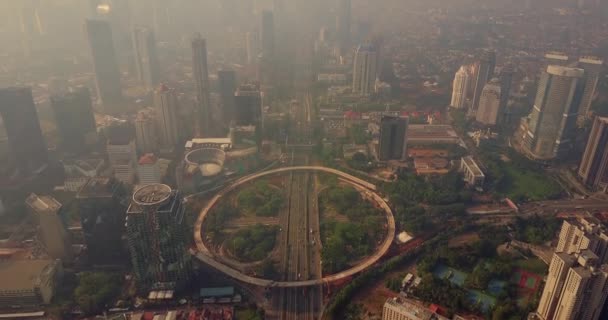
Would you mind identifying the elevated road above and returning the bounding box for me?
[192,166,395,288]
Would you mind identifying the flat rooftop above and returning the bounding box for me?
[0,260,55,292]
[25,194,61,214]
[408,125,459,141]
[462,156,484,177]
[76,177,116,199]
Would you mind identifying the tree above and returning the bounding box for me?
[74,272,121,315]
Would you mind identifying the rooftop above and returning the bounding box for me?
[25,194,61,214]
[76,177,117,199]
[138,153,158,165]
[462,156,484,177]
[0,260,56,292]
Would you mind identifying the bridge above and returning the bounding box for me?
[192,166,395,287]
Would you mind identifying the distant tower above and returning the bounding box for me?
[154,84,180,149]
[126,184,192,291]
[50,87,98,155]
[336,0,351,55]
[132,26,161,89]
[245,31,259,64]
[475,78,502,126]
[352,44,378,95]
[522,65,585,160]
[450,66,470,109]
[135,109,158,154]
[0,87,48,175]
[218,69,237,127]
[84,19,123,113]
[579,117,608,191]
[470,50,496,116]
[577,57,604,122]
[26,194,72,262]
[191,34,212,137]
[378,116,409,161]
[260,10,275,59]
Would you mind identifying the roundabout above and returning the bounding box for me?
[192,166,396,287]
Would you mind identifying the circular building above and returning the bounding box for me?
[178,148,226,193]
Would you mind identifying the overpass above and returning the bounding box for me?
[192,166,395,287]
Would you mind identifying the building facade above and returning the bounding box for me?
[137,154,162,185]
[378,116,409,161]
[579,117,608,191]
[132,25,161,89]
[522,65,585,160]
[25,194,71,261]
[577,57,603,121]
[382,297,449,320]
[50,87,98,155]
[352,44,378,95]
[154,84,180,149]
[234,84,263,127]
[460,156,485,189]
[450,66,469,109]
[217,69,237,128]
[470,50,496,115]
[135,109,158,154]
[192,34,212,137]
[475,78,502,125]
[126,184,192,291]
[84,19,123,112]
[0,260,62,308]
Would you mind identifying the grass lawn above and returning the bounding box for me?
[514,258,548,275]
[504,166,563,201]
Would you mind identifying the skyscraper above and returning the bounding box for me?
[475,78,502,126]
[25,194,71,262]
[522,65,585,160]
[0,87,48,175]
[106,123,137,184]
[154,84,179,149]
[378,116,409,161]
[577,57,604,121]
[135,109,158,154]
[336,0,351,54]
[191,33,212,137]
[450,66,470,109]
[537,252,577,320]
[556,217,608,263]
[50,88,98,155]
[352,44,378,95]
[579,117,608,191]
[499,64,514,124]
[245,31,259,64]
[217,69,237,127]
[132,26,161,89]
[234,84,263,126]
[85,19,123,113]
[126,184,192,290]
[470,50,496,115]
[260,10,275,59]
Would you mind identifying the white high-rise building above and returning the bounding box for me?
[137,153,161,185]
[556,217,608,263]
[352,44,378,95]
[154,84,180,149]
[107,139,137,184]
[450,66,470,109]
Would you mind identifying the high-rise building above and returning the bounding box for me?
[126,184,192,290]
[450,66,470,109]
[378,116,409,161]
[191,34,212,137]
[555,217,608,263]
[537,250,608,320]
[154,84,180,149]
[382,297,449,320]
[577,57,604,121]
[50,88,98,155]
[499,64,514,124]
[475,78,502,125]
[0,87,48,175]
[25,194,71,262]
[522,65,585,160]
[579,117,608,191]
[352,44,378,95]
[544,52,570,68]
[76,177,127,264]
[135,109,158,154]
[470,50,496,115]
[106,124,137,184]
[234,84,263,126]
[260,10,275,59]
[218,69,237,127]
[137,153,161,185]
[335,0,351,55]
[245,31,259,64]
[84,19,123,113]
[132,26,160,89]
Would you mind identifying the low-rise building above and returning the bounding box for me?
[383,297,450,320]
[460,156,485,189]
[408,125,460,145]
[0,260,62,307]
